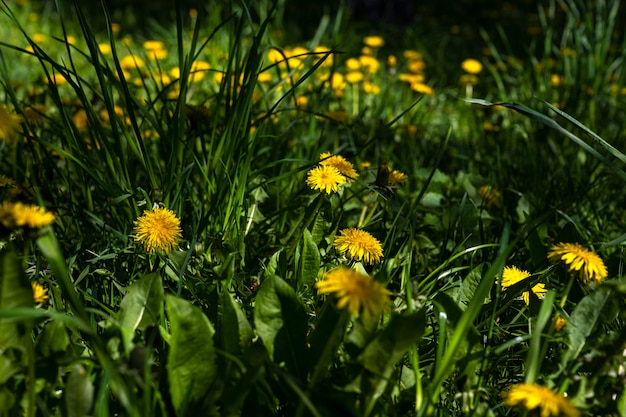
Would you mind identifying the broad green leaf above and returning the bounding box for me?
[307,300,350,385]
[358,310,426,413]
[0,247,33,352]
[117,272,164,356]
[298,229,320,291]
[220,288,253,355]
[65,364,94,417]
[254,275,308,378]
[36,319,70,358]
[166,294,217,415]
[0,386,15,413]
[563,286,612,364]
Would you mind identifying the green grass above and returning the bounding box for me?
[2,0,626,416]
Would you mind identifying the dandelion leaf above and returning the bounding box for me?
[117,272,164,356]
[357,310,426,401]
[65,364,94,417]
[0,247,33,355]
[299,229,320,291]
[563,286,614,364]
[221,288,253,355]
[166,294,217,415]
[254,275,308,378]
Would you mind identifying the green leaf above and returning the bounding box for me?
[220,288,253,355]
[166,294,217,415]
[65,364,94,417]
[358,310,426,415]
[36,319,71,358]
[0,247,33,353]
[298,229,320,291]
[563,286,612,364]
[117,272,164,356]
[254,275,308,378]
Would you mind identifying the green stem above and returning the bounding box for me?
[559,274,576,308]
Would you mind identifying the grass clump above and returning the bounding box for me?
[2,0,626,416]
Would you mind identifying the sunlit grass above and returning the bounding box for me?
[1,0,626,416]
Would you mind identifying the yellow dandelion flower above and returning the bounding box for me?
[478,185,502,209]
[316,267,390,319]
[363,35,385,48]
[555,316,567,331]
[32,281,49,304]
[98,43,111,55]
[398,73,425,84]
[461,58,483,74]
[0,175,21,198]
[22,104,47,126]
[0,106,23,143]
[363,82,380,94]
[345,71,364,84]
[548,242,608,284]
[120,55,145,70]
[387,55,397,67]
[460,74,479,85]
[359,55,380,73]
[403,50,423,61]
[143,40,164,50]
[133,207,182,254]
[345,58,361,71]
[333,228,383,265]
[319,152,359,182]
[410,82,434,95]
[501,266,547,305]
[306,165,346,194]
[502,383,579,417]
[0,202,55,229]
[189,61,210,82]
[388,169,408,186]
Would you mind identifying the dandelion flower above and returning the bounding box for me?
[133,207,182,254]
[502,383,579,417]
[461,58,483,74]
[363,36,385,48]
[501,266,546,304]
[548,242,608,284]
[306,165,346,194]
[334,228,383,265]
[32,281,49,304]
[388,169,408,186]
[316,267,390,319]
[410,82,434,95]
[555,316,567,331]
[0,106,23,143]
[319,152,359,182]
[0,202,55,229]
[478,185,502,209]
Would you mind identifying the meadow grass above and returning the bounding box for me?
[1,0,626,416]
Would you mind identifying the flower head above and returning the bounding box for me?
[501,265,546,304]
[555,316,567,331]
[461,58,483,74]
[32,281,49,304]
[0,202,55,230]
[133,207,182,254]
[363,36,384,48]
[316,267,390,319]
[478,185,502,209]
[334,228,383,265]
[502,383,579,417]
[548,242,607,284]
[319,152,359,182]
[306,165,346,194]
[388,169,408,186]
[0,106,23,144]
